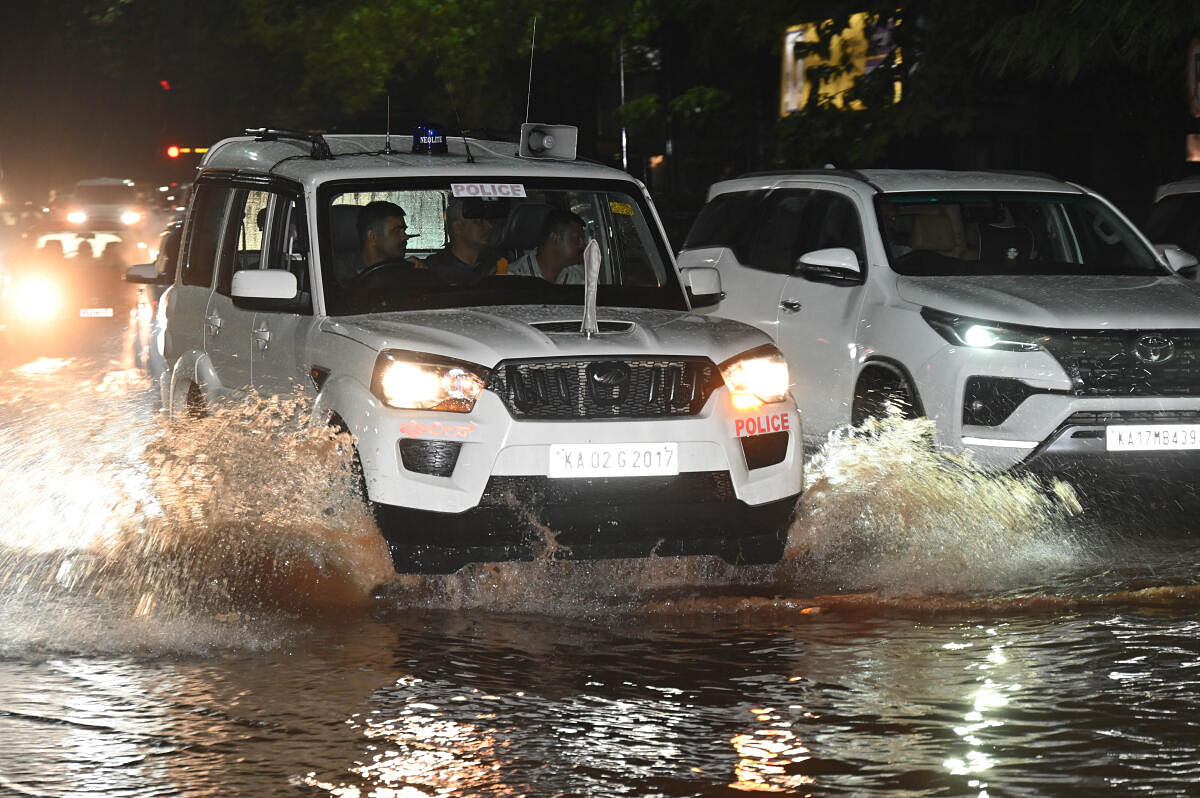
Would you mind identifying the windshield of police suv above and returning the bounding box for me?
[319,179,683,315]
[878,191,1165,277]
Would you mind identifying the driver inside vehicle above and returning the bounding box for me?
[345,200,418,280]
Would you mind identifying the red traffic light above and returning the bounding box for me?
[166,145,181,159]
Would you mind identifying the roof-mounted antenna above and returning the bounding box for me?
[444,77,475,164]
[525,16,537,124]
[384,96,393,155]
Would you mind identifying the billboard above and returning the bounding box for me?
[781,13,900,117]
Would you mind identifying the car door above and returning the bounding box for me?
[203,187,271,399]
[251,192,317,399]
[703,189,808,343]
[165,181,231,378]
[774,188,871,439]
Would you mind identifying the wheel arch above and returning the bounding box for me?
[853,356,926,418]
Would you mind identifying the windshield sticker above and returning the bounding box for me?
[734,411,791,438]
[451,183,527,198]
[610,201,634,216]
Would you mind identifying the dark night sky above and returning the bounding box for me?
[2,4,1198,221]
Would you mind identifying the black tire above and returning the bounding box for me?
[184,382,207,418]
[721,528,789,566]
[851,369,918,427]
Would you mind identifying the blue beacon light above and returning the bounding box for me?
[412,123,448,154]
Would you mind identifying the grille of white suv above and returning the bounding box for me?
[1044,331,1200,396]
[487,357,721,419]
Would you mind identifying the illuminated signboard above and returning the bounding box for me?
[780,12,901,117]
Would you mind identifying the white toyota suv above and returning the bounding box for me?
[677,169,1200,474]
[162,126,802,572]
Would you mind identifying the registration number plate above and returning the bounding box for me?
[79,308,114,318]
[548,442,678,478]
[1106,425,1200,451]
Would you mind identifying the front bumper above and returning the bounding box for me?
[374,472,799,572]
[917,344,1200,472]
[316,377,804,570]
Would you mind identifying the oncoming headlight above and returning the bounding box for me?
[371,350,490,413]
[921,308,1046,352]
[66,210,87,225]
[120,210,142,225]
[719,345,791,410]
[12,276,61,321]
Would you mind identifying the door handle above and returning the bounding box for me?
[205,313,223,334]
[779,299,802,313]
[253,323,271,350]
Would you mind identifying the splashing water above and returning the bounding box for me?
[788,412,1084,596]
[0,352,1141,646]
[0,359,394,654]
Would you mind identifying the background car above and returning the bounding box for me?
[678,168,1200,475]
[1,227,141,359]
[63,177,162,236]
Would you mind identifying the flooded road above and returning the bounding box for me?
[1,335,1198,796]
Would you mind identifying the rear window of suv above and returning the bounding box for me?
[878,191,1165,277]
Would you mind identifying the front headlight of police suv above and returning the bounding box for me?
[921,308,1048,352]
[371,350,491,413]
[719,345,791,410]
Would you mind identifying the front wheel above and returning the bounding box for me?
[720,527,789,566]
[851,368,919,427]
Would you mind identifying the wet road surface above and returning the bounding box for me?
[0,331,1197,796]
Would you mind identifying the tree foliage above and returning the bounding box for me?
[17,0,1194,207]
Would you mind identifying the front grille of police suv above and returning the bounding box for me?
[1042,330,1200,396]
[486,356,722,419]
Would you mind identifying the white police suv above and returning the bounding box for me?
[162,125,802,572]
[677,169,1200,474]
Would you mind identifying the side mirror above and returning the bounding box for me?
[681,266,724,309]
[796,247,863,284]
[125,262,170,285]
[232,268,307,312]
[1156,244,1199,277]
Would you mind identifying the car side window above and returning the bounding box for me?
[682,190,767,264]
[155,225,182,281]
[267,194,312,306]
[272,196,312,303]
[1146,194,1200,258]
[217,189,272,296]
[180,183,232,288]
[743,189,812,273]
[798,191,866,268]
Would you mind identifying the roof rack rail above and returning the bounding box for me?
[980,168,1063,182]
[244,128,334,160]
[736,168,883,192]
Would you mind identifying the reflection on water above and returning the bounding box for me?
[1,343,1199,796]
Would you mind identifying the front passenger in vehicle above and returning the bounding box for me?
[508,209,587,284]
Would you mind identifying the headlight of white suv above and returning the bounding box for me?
[921,308,1047,352]
[371,350,491,413]
[719,345,791,410]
